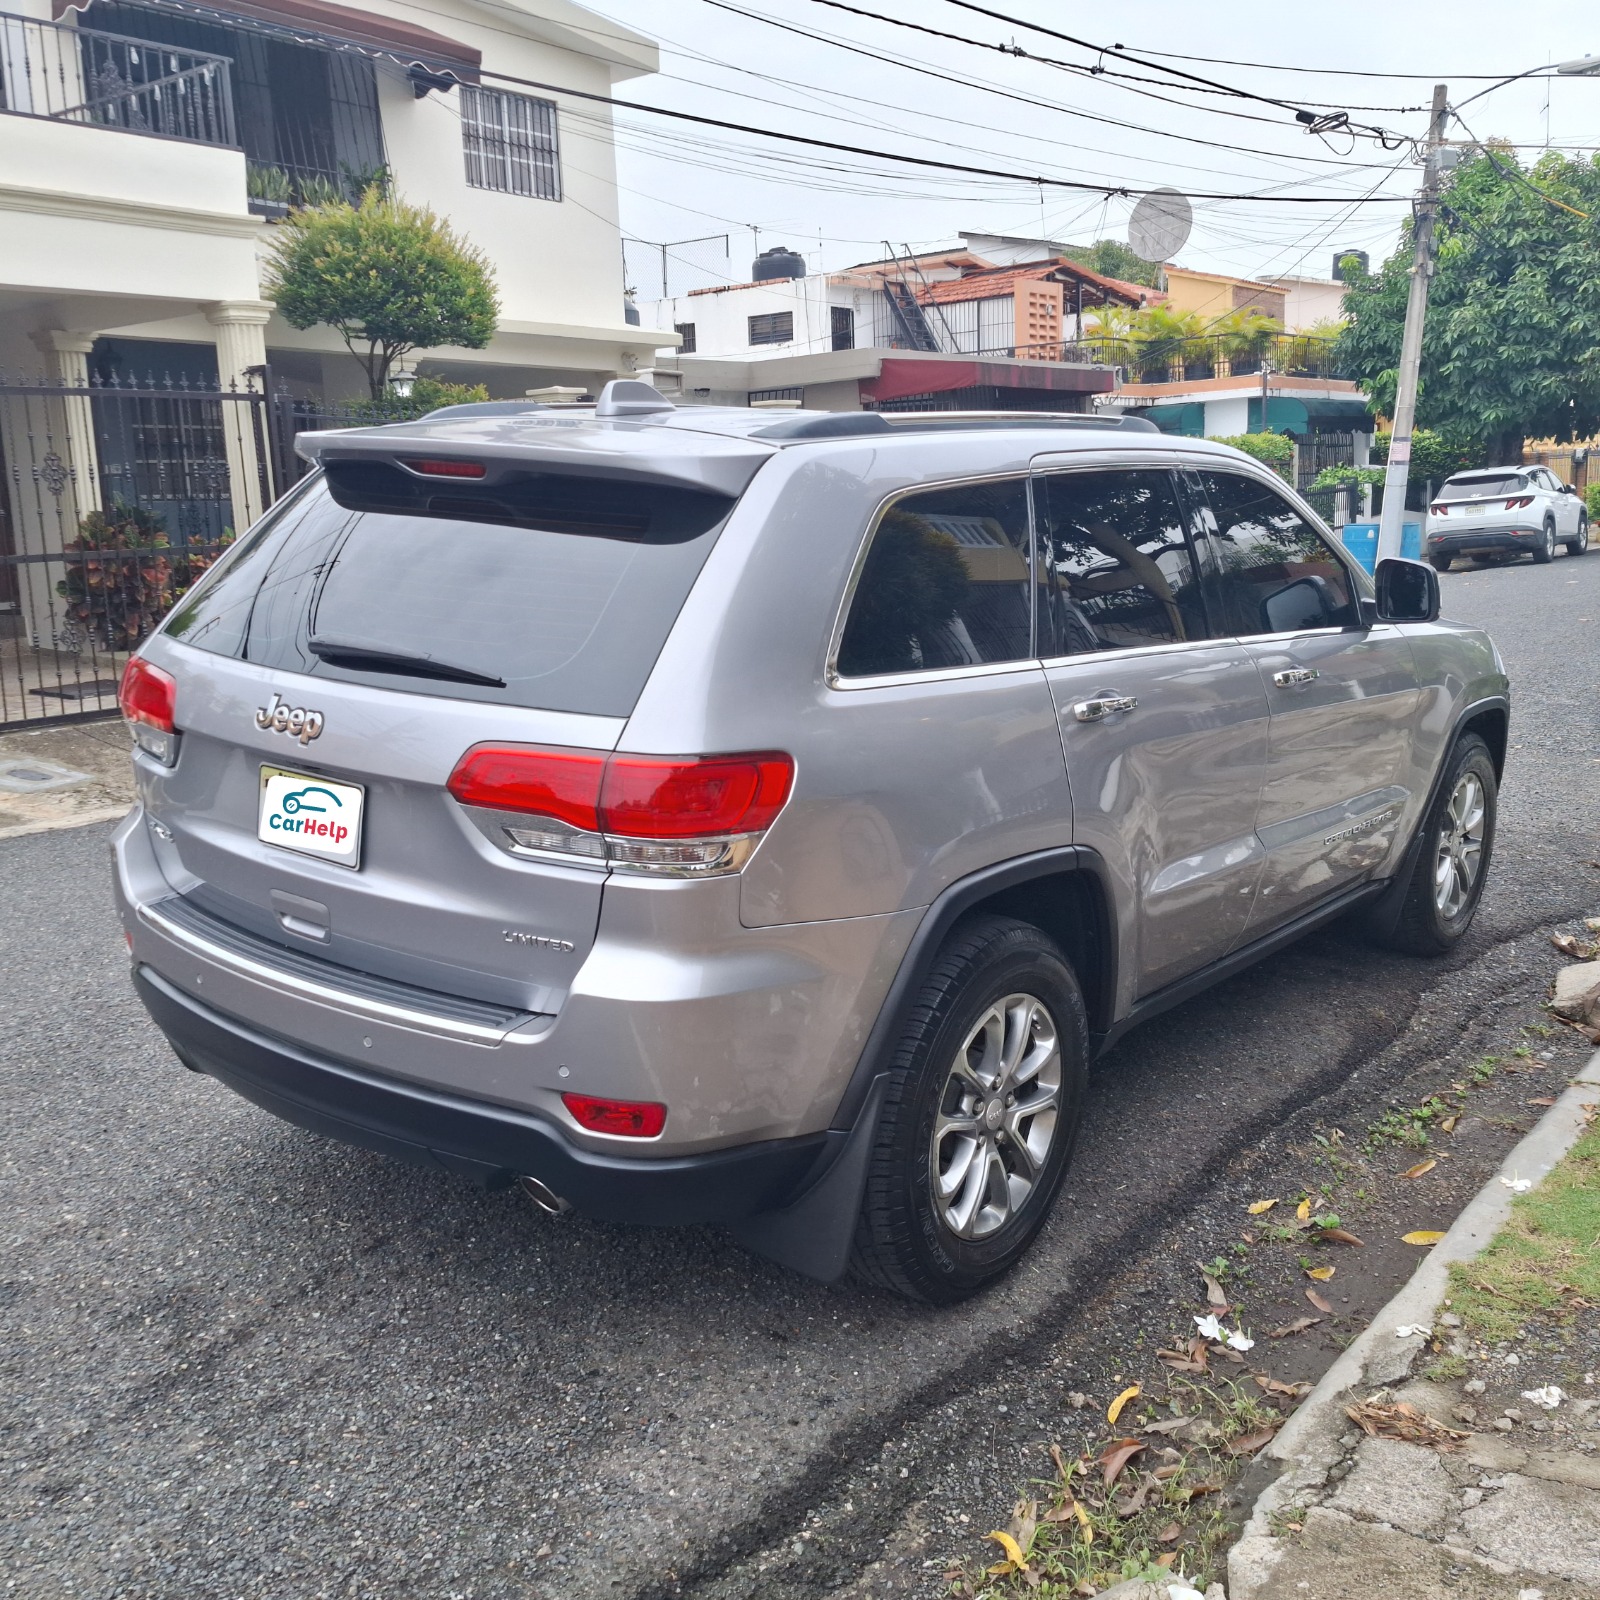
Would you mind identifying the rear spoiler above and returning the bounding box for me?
[295,416,776,501]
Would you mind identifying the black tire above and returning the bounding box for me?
[1567,515,1589,556]
[1533,520,1556,564]
[1429,554,1452,573]
[1379,734,1497,956]
[850,916,1089,1304]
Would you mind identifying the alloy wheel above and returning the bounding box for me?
[1433,771,1487,919]
[930,993,1061,1240]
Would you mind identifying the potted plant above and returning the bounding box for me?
[247,163,292,221]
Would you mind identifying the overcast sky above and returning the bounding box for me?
[563,0,1600,295]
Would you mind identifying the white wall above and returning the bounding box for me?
[1267,276,1347,332]
[0,117,259,303]
[1205,396,1252,436]
[372,0,644,333]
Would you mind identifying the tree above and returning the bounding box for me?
[265,189,498,399]
[1061,238,1163,288]
[1338,149,1600,461]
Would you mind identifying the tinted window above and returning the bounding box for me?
[1034,469,1206,653]
[164,474,733,717]
[837,478,1032,677]
[1441,473,1527,499]
[1200,470,1356,635]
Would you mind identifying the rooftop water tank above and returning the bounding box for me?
[752,246,806,282]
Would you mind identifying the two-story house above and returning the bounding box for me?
[0,0,668,702]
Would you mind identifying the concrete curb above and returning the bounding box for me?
[1227,1045,1600,1600]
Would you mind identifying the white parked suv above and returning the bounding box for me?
[1425,465,1588,570]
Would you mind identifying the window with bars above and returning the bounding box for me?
[747,312,794,346]
[830,305,855,351]
[674,323,697,353]
[461,84,561,199]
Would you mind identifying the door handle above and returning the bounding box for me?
[1073,695,1139,722]
[1273,668,1320,688]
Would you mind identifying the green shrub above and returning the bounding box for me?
[1209,432,1294,481]
[1586,483,1600,522]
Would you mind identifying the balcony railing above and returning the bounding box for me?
[1054,334,1346,383]
[0,10,234,148]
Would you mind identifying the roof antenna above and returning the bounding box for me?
[594,378,675,418]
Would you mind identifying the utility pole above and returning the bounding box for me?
[1377,84,1450,562]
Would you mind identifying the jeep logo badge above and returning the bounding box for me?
[255,693,324,745]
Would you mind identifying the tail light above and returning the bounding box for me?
[447,744,794,876]
[1505,495,1534,510]
[561,1092,666,1138]
[1429,502,1448,516]
[118,656,179,766]
[400,458,487,478]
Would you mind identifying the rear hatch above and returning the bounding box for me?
[136,415,771,1012]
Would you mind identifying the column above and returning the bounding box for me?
[206,300,272,534]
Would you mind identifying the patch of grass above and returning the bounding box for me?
[1366,1096,1448,1152]
[1423,1354,1469,1382]
[1258,1223,1298,1245]
[1450,1126,1600,1344]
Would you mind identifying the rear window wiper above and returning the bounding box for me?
[307,634,506,688]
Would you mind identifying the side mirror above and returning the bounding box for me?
[1563,483,1579,496]
[1261,575,1337,633]
[1374,556,1439,624]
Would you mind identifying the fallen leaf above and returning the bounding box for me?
[1156,1551,1178,1567]
[1296,1196,1312,1221]
[1402,1230,1447,1245]
[1551,933,1594,959]
[1318,1227,1366,1247]
[1152,1463,1182,1480]
[1049,1443,1071,1483]
[1401,1159,1437,1179]
[1099,1438,1145,1489]
[1072,1499,1094,1543]
[1440,1114,1461,1133]
[1247,1198,1279,1215]
[1254,1374,1312,1399]
[1225,1424,1280,1456]
[1180,1481,1223,1501]
[1142,1416,1194,1436]
[1306,1288,1334,1313]
[1346,1400,1467,1450]
[985,1529,1027,1572]
[1529,1097,1557,1107]
[1306,1265,1336,1281]
[1113,1471,1161,1518]
[1269,1316,1321,1338]
[1240,1230,1256,1245]
[1106,1385,1140,1427]
[1199,1268,1229,1310]
[1155,1522,1183,1544]
[1157,1349,1208,1374]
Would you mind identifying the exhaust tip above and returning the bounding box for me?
[518,1175,572,1216]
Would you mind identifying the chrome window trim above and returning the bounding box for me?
[137,900,528,1045]
[824,468,1039,690]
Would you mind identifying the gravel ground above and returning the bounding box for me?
[4,552,1600,1600]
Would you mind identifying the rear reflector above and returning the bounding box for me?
[561,1092,666,1138]
[447,744,794,875]
[119,656,179,765]
[400,458,487,478]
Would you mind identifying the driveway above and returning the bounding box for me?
[5,549,1600,1600]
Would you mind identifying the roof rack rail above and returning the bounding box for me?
[420,400,550,419]
[754,411,1158,441]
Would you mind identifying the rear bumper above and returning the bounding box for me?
[1426,525,1540,554]
[134,963,829,1224]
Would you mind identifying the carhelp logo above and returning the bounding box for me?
[257,770,363,866]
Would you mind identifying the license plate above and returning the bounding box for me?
[258,765,364,868]
[1465,504,1485,516]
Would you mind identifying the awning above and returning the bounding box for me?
[55,0,481,83]
[859,358,1117,406]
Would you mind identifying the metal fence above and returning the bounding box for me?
[0,372,270,727]
[0,9,235,146]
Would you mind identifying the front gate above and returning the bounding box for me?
[0,371,273,727]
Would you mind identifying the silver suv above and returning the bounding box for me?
[113,383,1509,1303]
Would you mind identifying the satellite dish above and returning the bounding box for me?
[1128,188,1193,264]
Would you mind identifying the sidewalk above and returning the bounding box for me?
[0,717,135,837]
[1228,1050,1600,1600]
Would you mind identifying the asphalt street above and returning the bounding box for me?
[6,550,1600,1600]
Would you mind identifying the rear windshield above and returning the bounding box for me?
[1440,473,1527,499]
[162,469,735,716]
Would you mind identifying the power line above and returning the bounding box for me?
[699,0,1406,171]
[475,60,1413,206]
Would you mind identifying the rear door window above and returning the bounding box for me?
[1441,473,1528,499]
[836,478,1033,677]
[163,471,735,717]
[1033,468,1210,654]
[1198,470,1357,636]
